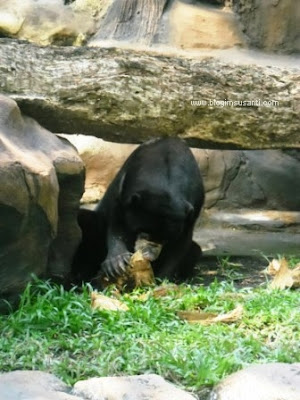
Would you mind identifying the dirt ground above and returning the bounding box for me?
[193,255,269,288]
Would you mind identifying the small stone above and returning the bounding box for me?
[0,371,83,400]
[211,363,300,400]
[73,374,197,400]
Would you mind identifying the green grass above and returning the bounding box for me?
[0,273,299,392]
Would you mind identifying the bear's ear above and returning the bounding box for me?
[122,188,142,208]
[185,201,194,220]
[128,192,142,207]
[118,172,126,195]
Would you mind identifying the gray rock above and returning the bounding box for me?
[0,371,83,400]
[211,363,300,400]
[62,135,300,257]
[161,0,245,51]
[215,150,300,211]
[61,135,300,212]
[233,0,300,54]
[0,0,94,46]
[73,374,196,400]
[0,95,84,311]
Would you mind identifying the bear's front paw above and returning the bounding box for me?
[101,252,132,278]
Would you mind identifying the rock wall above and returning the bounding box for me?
[0,96,84,310]
[0,0,95,46]
[233,0,300,54]
[61,135,300,257]
[165,0,246,50]
[61,135,300,212]
[0,0,298,54]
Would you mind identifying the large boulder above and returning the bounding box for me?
[211,363,300,400]
[73,374,196,400]
[0,371,81,400]
[61,135,300,212]
[0,371,196,400]
[61,134,300,257]
[198,149,300,211]
[0,95,84,310]
[233,0,300,54]
[165,0,246,51]
[0,0,95,46]
[58,135,137,203]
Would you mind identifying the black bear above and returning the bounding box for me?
[99,137,204,280]
[72,137,204,283]
[71,207,107,283]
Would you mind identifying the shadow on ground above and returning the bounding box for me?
[193,255,269,288]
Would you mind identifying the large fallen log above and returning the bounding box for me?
[0,38,299,148]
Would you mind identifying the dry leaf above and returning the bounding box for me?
[267,258,300,290]
[100,238,162,291]
[100,249,155,291]
[177,310,218,324]
[153,284,179,298]
[177,304,243,325]
[125,283,180,302]
[129,250,155,287]
[136,292,151,302]
[125,292,151,302]
[91,292,129,311]
[213,304,243,323]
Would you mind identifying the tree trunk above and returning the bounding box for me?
[0,38,299,148]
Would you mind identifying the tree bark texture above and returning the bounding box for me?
[92,0,169,45]
[0,39,299,148]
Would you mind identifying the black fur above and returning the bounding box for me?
[72,138,204,282]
